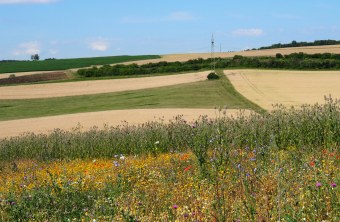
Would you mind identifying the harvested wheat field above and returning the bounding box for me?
[226,69,340,110]
[0,71,209,99]
[0,108,249,138]
[123,45,340,65]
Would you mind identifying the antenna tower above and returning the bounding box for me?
[211,34,215,73]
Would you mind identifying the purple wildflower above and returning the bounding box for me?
[331,182,336,188]
[173,204,178,209]
[316,182,322,187]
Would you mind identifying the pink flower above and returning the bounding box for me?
[173,204,178,209]
[331,182,336,188]
[316,182,322,187]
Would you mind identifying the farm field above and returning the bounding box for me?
[0,70,68,80]
[226,69,340,110]
[0,71,209,99]
[1,41,340,222]
[123,44,340,65]
[2,1,340,220]
[0,63,339,222]
[0,55,160,74]
[0,70,261,137]
[3,44,340,79]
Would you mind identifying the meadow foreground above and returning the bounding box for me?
[0,99,338,221]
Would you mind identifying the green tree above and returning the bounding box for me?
[31,54,40,61]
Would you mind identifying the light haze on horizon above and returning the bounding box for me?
[1,0,340,60]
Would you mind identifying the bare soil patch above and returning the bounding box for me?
[226,69,340,110]
[0,72,67,85]
[0,70,65,79]
[0,108,250,138]
[0,71,209,99]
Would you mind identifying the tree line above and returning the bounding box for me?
[77,53,340,78]
[257,40,340,50]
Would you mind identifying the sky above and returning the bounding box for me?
[1,0,340,60]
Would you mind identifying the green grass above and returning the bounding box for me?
[0,71,263,121]
[0,55,160,74]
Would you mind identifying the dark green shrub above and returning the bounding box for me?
[207,72,219,80]
[276,53,284,59]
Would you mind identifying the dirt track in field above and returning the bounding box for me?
[0,71,209,99]
[0,109,250,138]
[226,69,340,110]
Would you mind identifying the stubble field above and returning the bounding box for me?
[0,71,209,100]
[226,69,340,110]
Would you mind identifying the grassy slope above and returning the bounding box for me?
[0,55,160,74]
[0,71,263,121]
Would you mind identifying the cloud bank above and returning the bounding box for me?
[13,41,40,56]
[89,38,110,51]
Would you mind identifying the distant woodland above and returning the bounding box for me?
[257,40,340,50]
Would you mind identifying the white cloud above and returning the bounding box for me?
[89,38,109,51]
[232,28,264,37]
[13,41,40,55]
[0,0,58,4]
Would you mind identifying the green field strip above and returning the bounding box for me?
[0,71,261,121]
[0,55,160,74]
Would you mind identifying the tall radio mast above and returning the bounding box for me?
[211,34,215,73]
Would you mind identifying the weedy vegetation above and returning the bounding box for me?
[0,97,339,221]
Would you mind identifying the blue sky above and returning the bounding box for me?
[1,0,340,60]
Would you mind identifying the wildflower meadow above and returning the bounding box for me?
[0,97,339,221]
